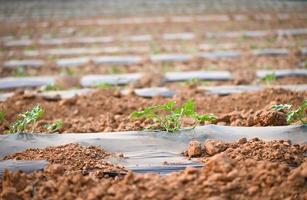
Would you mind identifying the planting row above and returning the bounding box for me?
[0,137,307,199]
[0,87,305,134]
[1,84,307,103]
[3,28,307,47]
[3,42,307,58]
[5,12,307,27]
[0,69,306,90]
[2,48,307,69]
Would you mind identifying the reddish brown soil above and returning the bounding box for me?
[3,143,128,178]
[186,138,307,167]
[0,88,305,133]
[1,152,307,200]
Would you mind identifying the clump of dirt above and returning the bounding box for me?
[129,71,165,89]
[216,105,288,126]
[185,138,307,166]
[3,143,128,178]
[1,153,307,200]
[54,75,81,89]
[0,88,305,133]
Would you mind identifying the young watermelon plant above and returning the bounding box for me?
[272,100,307,125]
[44,120,63,133]
[10,105,44,133]
[131,100,216,132]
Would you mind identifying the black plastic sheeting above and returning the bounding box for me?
[0,125,306,175]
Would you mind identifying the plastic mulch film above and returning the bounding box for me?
[0,125,306,175]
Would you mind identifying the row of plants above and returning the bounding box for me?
[0,99,306,134]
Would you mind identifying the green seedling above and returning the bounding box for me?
[44,120,63,133]
[40,83,62,91]
[249,44,258,49]
[272,100,307,125]
[131,100,217,132]
[184,78,201,87]
[61,68,76,76]
[262,73,276,85]
[0,111,6,122]
[10,105,44,133]
[149,41,161,54]
[95,83,113,89]
[107,66,123,74]
[14,67,26,77]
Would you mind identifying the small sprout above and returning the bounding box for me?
[10,105,44,133]
[131,100,217,132]
[262,73,276,85]
[95,83,113,89]
[44,120,63,133]
[40,84,62,91]
[272,100,307,125]
[107,66,123,74]
[249,44,258,49]
[271,104,292,111]
[149,41,160,54]
[61,68,76,76]
[14,67,26,77]
[184,78,200,86]
[0,111,6,122]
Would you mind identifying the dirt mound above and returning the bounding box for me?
[0,88,305,133]
[186,138,307,166]
[3,143,128,178]
[1,153,307,200]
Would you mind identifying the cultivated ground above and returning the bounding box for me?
[0,0,306,199]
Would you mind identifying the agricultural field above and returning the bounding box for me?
[0,0,307,199]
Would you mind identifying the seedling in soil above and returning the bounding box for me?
[272,100,307,125]
[149,41,161,54]
[44,120,63,133]
[40,83,62,91]
[107,66,123,74]
[9,105,44,133]
[131,100,217,132]
[0,111,6,122]
[249,44,258,49]
[95,83,113,89]
[14,67,26,77]
[262,73,276,85]
[61,68,76,76]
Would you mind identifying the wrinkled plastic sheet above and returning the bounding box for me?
[0,76,55,90]
[257,69,307,79]
[0,125,306,175]
[201,84,307,95]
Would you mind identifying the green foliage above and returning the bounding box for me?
[262,73,276,85]
[0,111,6,122]
[10,105,44,133]
[131,100,217,132]
[184,79,210,87]
[14,67,26,77]
[271,100,307,125]
[95,83,113,89]
[149,41,160,54]
[44,120,63,133]
[107,66,123,74]
[40,84,62,91]
[271,104,292,111]
[61,68,76,76]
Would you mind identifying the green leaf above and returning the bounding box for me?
[44,120,63,133]
[271,104,292,111]
[0,111,5,122]
[9,105,44,133]
[196,114,217,122]
[130,100,217,132]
